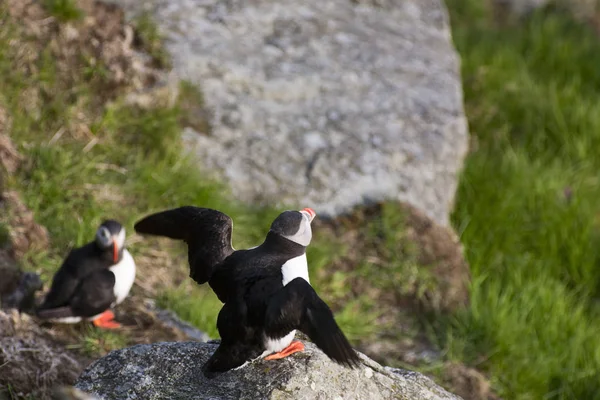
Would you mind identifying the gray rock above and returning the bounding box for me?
[75,341,462,400]
[105,0,468,227]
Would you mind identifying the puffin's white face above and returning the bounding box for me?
[281,208,316,247]
[115,228,126,249]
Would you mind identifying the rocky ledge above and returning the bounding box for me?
[75,341,462,400]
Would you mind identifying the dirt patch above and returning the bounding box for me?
[442,362,501,400]
[316,201,470,316]
[0,128,49,260]
[0,109,21,175]
[358,335,441,368]
[402,203,470,313]
[1,190,50,260]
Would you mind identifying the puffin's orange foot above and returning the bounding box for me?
[264,341,305,361]
[92,310,121,329]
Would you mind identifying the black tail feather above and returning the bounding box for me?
[265,277,360,368]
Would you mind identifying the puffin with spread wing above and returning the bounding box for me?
[134,206,359,377]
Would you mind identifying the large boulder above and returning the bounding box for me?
[75,341,462,399]
[104,0,468,227]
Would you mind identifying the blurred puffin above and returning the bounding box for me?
[36,220,136,329]
[134,206,359,377]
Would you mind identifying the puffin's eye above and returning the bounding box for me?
[98,228,110,239]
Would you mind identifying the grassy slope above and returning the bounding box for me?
[446,1,600,399]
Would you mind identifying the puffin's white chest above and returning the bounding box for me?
[109,249,136,305]
[281,253,310,286]
[262,253,310,355]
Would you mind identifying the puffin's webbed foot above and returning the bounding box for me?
[92,310,121,329]
[264,340,305,361]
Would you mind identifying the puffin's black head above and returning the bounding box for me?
[269,208,316,247]
[95,220,126,263]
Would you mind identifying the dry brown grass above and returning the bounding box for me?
[0,310,85,400]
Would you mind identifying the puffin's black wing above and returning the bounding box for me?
[37,269,116,319]
[264,277,360,367]
[134,206,234,284]
[37,252,83,312]
[70,269,116,317]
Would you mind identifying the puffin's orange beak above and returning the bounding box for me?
[112,239,119,263]
[302,207,316,222]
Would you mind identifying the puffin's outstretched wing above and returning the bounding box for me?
[264,277,360,368]
[134,206,234,284]
[37,269,116,319]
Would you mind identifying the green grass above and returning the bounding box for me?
[62,326,129,358]
[42,0,82,22]
[132,12,171,69]
[445,1,600,399]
